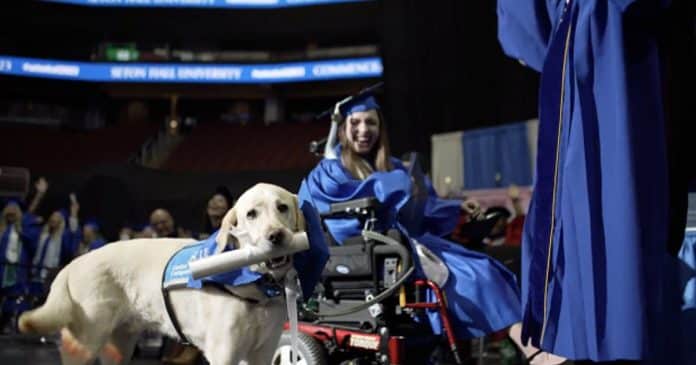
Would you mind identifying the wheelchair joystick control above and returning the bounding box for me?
[366,293,384,318]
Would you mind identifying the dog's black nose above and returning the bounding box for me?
[268,229,285,245]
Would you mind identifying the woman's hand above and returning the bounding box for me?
[69,193,80,217]
[35,177,49,195]
[508,184,520,201]
[461,199,482,220]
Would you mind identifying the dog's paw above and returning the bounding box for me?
[60,327,93,361]
[102,342,124,364]
[17,314,33,334]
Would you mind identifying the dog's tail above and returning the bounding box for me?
[18,268,73,334]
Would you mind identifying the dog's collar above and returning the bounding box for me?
[258,273,284,297]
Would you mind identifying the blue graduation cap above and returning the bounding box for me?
[83,219,100,231]
[135,223,150,231]
[2,198,25,210]
[323,90,383,160]
[339,93,381,118]
[57,208,69,221]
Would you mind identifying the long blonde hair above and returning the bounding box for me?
[0,205,23,234]
[40,211,66,241]
[338,109,393,180]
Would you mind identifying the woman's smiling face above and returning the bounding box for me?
[344,109,380,156]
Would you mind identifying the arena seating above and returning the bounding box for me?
[0,123,159,173]
[162,122,327,172]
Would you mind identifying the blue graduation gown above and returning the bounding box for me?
[33,228,80,282]
[677,231,696,361]
[498,0,677,361]
[0,226,32,292]
[300,154,521,339]
[0,213,41,293]
[87,238,107,251]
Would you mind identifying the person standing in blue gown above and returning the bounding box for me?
[497,0,685,363]
[299,94,566,364]
[31,197,80,285]
[0,178,47,332]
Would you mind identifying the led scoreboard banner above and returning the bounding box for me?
[44,0,370,8]
[0,55,383,84]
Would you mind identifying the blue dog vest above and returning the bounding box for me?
[162,233,283,297]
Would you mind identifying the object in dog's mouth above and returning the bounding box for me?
[267,256,290,269]
[189,231,309,280]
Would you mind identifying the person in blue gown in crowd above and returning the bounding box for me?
[31,197,80,285]
[0,199,39,323]
[497,0,687,363]
[298,94,566,364]
[78,219,107,255]
[0,178,47,332]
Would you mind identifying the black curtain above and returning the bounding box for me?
[661,0,696,254]
[378,0,540,166]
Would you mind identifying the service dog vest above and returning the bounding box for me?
[162,233,283,297]
[161,233,283,344]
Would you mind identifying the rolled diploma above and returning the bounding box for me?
[189,232,309,280]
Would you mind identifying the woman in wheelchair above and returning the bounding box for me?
[298,94,565,365]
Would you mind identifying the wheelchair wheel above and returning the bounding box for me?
[272,331,328,365]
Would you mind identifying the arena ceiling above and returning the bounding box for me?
[0,1,379,57]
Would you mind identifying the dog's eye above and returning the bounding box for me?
[246,209,257,220]
[277,203,289,213]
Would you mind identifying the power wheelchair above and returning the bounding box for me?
[271,195,467,365]
[272,189,506,365]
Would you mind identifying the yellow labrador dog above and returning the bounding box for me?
[19,183,304,365]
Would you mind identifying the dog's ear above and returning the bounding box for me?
[293,195,306,232]
[215,206,237,253]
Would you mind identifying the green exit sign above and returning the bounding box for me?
[105,44,139,62]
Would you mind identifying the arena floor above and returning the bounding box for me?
[0,335,160,365]
[0,334,511,364]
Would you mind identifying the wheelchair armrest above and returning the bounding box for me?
[321,197,381,219]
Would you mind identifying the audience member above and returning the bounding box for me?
[200,186,233,239]
[119,226,134,241]
[149,208,198,364]
[149,209,177,238]
[31,194,80,284]
[0,177,48,332]
[78,219,106,255]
